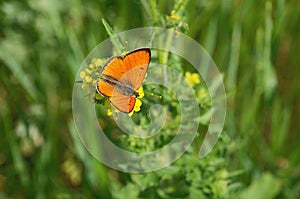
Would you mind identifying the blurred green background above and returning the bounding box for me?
[0,0,300,198]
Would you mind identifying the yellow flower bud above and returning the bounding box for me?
[84,68,91,74]
[171,10,181,21]
[88,64,94,69]
[107,108,113,116]
[198,88,207,99]
[85,75,92,83]
[79,71,86,79]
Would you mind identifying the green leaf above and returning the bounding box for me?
[199,109,212,125]
[0,47,38,100]
[155,165,181,176]
[112,183,140,199]
[240,173,282,199]
[131,173,159,190]
[101,18,124,54]
[189,186,208,199]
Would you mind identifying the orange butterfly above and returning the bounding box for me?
[96,48,151,113]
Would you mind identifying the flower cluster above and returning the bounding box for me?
[166,10,189,33]
[185,71,200,86]
[80,58,105,101]
[185,71,208,101]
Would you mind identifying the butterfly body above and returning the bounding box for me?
[102,74,139,97]
[96,48,151,113]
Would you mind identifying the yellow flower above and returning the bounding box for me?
[107,108,120,116]
[84,68,91,74]
[79,71,86,79]
[104,101,119,116]
[171,10,181,21]
[79,57,108,104]
[107,108,113,116]
[137,86,144,98]
[198,88,207,99]
[128,99,142,117]
[91,58,104,67]
[85,75,92,83]
[134,99,142,112]
[88,63,94,69]
[185,71,200,87]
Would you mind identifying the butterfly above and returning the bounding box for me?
[96,48,151,113]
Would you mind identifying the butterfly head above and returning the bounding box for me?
[132,90,139,98]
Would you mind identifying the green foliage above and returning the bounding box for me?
[111,134,242,199]
[0,0,299,198]
[240,173,281,199]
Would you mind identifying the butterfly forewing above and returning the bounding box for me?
[101,56,125,80]
[123,49,150,89]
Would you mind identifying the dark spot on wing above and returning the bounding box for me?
[140,67,144,70]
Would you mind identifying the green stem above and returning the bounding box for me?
[162,28,175,64]
[102,18,123,54]
[150,0,158,25]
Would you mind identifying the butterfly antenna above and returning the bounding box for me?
[75,80,83,83]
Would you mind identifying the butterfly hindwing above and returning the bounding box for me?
[109,89,136,113]
[96,79,114,97]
